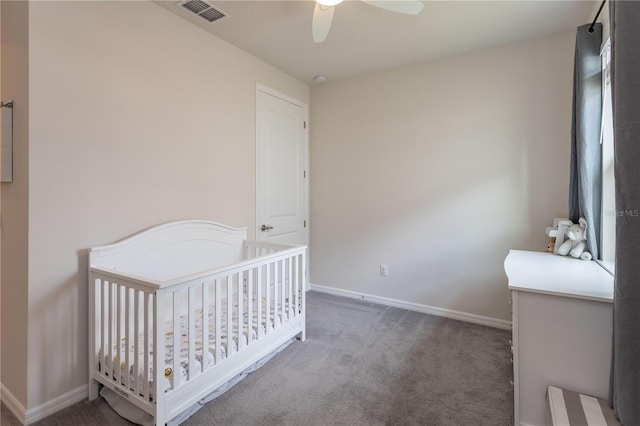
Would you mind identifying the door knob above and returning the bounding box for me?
[261,224,274,232]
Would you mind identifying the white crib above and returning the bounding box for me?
[88,220,306,425]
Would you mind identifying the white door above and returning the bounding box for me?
[256,86,308,246]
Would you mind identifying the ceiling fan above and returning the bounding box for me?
[312,0,424,43]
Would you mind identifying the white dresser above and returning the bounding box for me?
[504,250,614,426]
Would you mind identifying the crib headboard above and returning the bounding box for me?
[89,220,248,282]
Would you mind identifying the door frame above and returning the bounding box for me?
[255,84,309,249]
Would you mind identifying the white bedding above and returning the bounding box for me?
[102,296,292,395]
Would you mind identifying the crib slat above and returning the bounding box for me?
[288,257,293,319]
[294,255,300,317]
[92,278,99,376]
[117,288,123,387]
[215,279,222,364]
[173,291,181,389]
[202,283,209,373]
[124,287,130,390]
[143,293,150,400]
[134,290,140,396]
[237,272,244,350]
[273,261,279,328]
[153,291,166,413]
[265,263,271,333]
[188,286,196,379]
[114,284,124,385]
[227,275,233,356]
[280,259,285,324]
[257,266,263,338]
[101,281,107,375]
[274,261,278,327]
[302,252,307,329]
[247,269,254,345]
[108,282,115,382]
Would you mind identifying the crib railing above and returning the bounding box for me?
[88,241,306,418]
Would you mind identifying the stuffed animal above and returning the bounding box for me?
[546,238,556,252]
[557,217,592,260]
[546,218,572,254]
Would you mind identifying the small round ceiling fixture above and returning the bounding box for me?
[313,74,328,83]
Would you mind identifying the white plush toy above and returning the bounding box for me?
[546,218,572,253]
[557,217,592,261]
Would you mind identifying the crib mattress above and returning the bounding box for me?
[102,296,293,394]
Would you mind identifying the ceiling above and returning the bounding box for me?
[155,0,596,85]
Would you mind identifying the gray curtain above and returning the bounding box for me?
[569,23,602,259]
[609,1,640,424]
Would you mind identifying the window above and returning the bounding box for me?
[600,38,615,272]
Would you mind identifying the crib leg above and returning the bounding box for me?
[155,411,166,426]
[298,329,306,342]
[88,379,100,401]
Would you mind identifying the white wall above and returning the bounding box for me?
[2,0,581,412]
[22,0,308,410]
[310,31,574,322]
[1,0,29,408]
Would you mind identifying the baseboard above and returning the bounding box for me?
[309,284,512,330]
[1,383,27,424]
[23,385,88,425]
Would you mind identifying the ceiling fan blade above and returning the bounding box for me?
[361,0,424,15]
[312,3,335,43]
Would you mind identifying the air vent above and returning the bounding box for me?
[178,0,227,24]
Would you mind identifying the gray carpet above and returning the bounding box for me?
[1,291,514,425]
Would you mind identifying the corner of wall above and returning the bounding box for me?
[1,0,30,411]
[1,383,27,424]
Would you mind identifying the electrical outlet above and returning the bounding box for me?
[380,264,389,277]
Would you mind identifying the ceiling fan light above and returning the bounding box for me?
[317,0,343,7]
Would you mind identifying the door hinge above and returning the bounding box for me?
[304,170,306,178]
[304,121,307,129]
[304,220,307,228]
